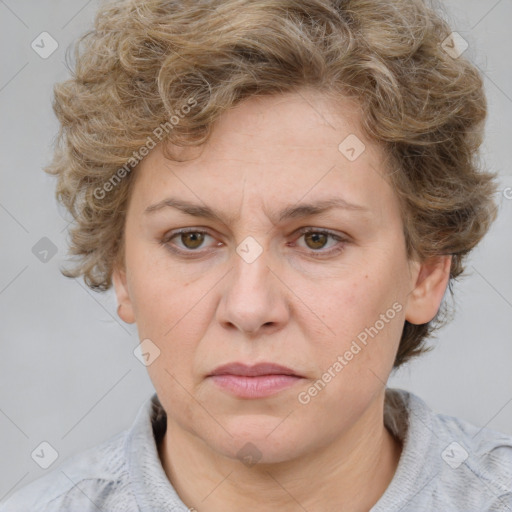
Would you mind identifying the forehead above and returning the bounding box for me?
[131,91,398,223]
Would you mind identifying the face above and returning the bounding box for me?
[114,90,450,464]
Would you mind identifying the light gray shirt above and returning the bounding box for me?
[1,388,511,511]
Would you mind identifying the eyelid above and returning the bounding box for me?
[294,226,349,241]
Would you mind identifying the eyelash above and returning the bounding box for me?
[160,227,349,259]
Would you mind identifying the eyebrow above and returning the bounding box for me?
[144,197,370,224]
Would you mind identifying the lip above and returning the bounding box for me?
[207,362,304,399]
[208,362,302,377]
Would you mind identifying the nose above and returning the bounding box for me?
[216,244,290,336]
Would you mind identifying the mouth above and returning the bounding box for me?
[208,362,303,378]
[207,362,305,399]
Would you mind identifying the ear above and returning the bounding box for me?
[404,255,452,325]
[112,266,136,324]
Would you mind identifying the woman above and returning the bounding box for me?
[2,0,511,510]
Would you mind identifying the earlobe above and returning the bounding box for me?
[404,255,452,325]
[112,267,136,324]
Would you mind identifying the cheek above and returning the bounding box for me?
[296,276,404,419]
[132,272,206,343]
[125,236,192,328]
[310,262,406,372]
[316,270,395,334]
[126,245,221,377]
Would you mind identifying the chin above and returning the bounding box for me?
[200,416,311,466]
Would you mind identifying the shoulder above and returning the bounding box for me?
[389,388,512,470]
[432,406,512,495]
[389,388,512,509]
[0,429,136,512]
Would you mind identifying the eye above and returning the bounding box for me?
[291,227,348,258]
[161,228,217,255]
[161,227,349,258]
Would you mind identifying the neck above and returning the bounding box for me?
[158,389,402,512]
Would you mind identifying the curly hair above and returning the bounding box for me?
[47,0,499,368]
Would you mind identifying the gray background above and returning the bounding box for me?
[0,0,511,500]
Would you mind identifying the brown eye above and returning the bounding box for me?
[292,228,349,258]
[303,231,329,250]
[179,231,206,250]
[162,229,215,255]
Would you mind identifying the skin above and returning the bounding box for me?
[113,90,451,512]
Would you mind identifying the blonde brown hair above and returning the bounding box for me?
[47,0,499,368]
